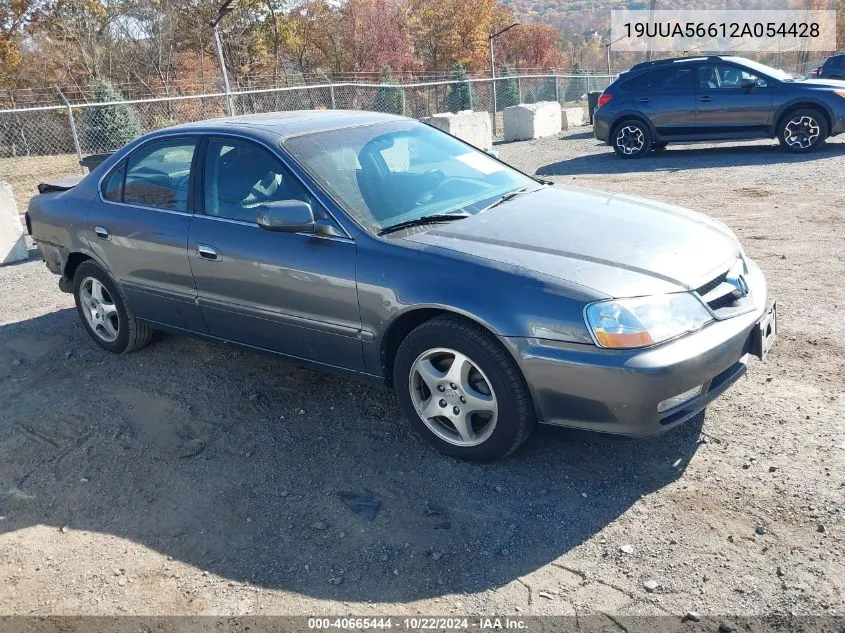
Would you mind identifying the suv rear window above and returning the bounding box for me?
[622,66,696,91]
[823,55,845,69]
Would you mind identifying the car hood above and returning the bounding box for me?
[799,78,845,89]
[402,185,741,298]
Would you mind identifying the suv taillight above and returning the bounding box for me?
[598,93,612,107]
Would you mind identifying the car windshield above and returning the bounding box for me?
[283,120,535,232]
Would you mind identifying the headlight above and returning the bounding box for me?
[585,293,713,349]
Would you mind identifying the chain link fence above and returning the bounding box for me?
[0,73,614,212]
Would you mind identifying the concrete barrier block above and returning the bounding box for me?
[424,110,492,150]
[502,101,562,142]
[561,106,587,130]
[0,181,27,265]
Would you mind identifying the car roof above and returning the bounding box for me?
[166,109,407,140]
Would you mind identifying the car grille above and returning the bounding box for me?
[694,262,753,319]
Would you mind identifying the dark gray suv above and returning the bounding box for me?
[594,55,845,158]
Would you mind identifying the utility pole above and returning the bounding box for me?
[211,1,239,117]
[645,0,657,62]
[489,22,519,136]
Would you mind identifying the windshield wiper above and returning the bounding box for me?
[377,213,470,236]
[479,187,533,213]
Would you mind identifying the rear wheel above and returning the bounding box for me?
[73,261,153,354]
[612,119,652,158]
[777,108,828,153]
[393,316,535,461]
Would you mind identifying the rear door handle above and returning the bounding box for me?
[93,226,110,240]
[637,97,652,103]
[699,96,713,102]
[195,243,221,261]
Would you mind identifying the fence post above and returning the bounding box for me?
[517,75,523,104]
[555,75,560,103]
[330,84,336,109]
[401,87,407,117]
[55,87,84,174]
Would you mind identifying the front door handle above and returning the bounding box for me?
[699,96,713,102]
[195,243,221,261]
[93,226,110,240]
[637,97,652,103]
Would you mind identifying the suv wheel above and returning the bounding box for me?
[393,316,535,461]
[73,261,153,354]
[612,119,652,158]
[778,108,828,153]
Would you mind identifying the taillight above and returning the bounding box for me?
[598,93,612,108]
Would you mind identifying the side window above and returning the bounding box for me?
[124,139,196,211]
[699,65,767,89]
[623,66,695,91]
[102,162,126,202]
[204,139,315,224]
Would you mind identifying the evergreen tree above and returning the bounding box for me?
[538,75,558,102]
[374,66,403,115]
[84,79,141,151]
[497,65,519,109]
[564,63,589,103]
[445,62,475,113]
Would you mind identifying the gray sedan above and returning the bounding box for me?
[26,111,777,460]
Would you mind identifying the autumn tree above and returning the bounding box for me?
[497,22,564,70]
[341,0,413,74]
[0,0,43,90]
[406,0,512,71]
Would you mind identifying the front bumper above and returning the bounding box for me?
[503,268,771,438]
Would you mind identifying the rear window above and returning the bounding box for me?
[824,56,845,69]
[622,66,696,91]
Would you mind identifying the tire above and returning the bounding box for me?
[653,142,669,152]
[777,108,828,153]
[612,118,652,158]
[73,261,153,354]
[393,316,536,461]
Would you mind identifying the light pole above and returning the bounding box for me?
[489,22,519,135]
[212,0,238,116]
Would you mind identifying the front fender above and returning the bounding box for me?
[355,236,600,375]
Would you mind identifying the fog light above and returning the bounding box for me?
[657,385,703,413]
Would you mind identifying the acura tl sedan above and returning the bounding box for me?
[27,111,777,460]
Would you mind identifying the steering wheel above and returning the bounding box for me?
[430,177,489,203]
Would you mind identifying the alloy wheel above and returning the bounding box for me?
[615,125,645,155]
[79,277,120,343]
[784,115,820,149]
[408,347,498,447]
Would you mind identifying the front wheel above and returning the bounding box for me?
[612,119,652,158]
[393,316,536,461]
[778,109,828,153]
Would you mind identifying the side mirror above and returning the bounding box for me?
[740,78,756,90]
[257,200,315,233]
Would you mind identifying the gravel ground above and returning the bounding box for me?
[0,129,843,623]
